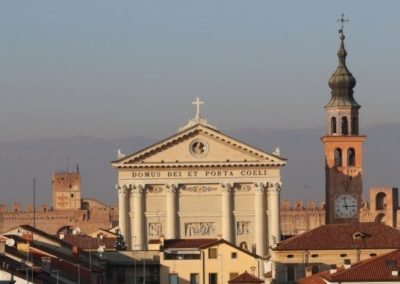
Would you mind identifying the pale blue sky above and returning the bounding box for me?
[0,1,399,141]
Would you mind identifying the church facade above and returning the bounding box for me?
[112,101,286,256]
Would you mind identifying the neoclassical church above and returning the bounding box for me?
[112,100,286,256]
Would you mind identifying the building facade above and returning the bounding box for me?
[112,101,286,256]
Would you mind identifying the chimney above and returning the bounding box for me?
[330,264,337,274]
[159,235,165,252]
[72,245,80,259]
[344,259,351,269]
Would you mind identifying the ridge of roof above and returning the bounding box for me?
[275,222,400,251]
[228,270,264,283]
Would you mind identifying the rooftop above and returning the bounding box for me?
[275,222,400,251]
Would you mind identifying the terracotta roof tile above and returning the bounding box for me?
[328,249,400,281]
[276,223,400,251]
[164,238,218,249]
[228,271,263,283]
[296,270,331,284]
[62,234,115,249]
[164,238,260,258]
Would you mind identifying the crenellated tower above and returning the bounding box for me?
[52,170,82,210]
[321,16,366,224]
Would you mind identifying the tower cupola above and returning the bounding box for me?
[326,29,360,108]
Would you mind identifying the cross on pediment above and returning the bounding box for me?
[192,97,204,119]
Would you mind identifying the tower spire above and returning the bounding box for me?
[326,14,359,108]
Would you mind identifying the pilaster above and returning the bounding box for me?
[268,182,281,246]
[117,184,131,249]
[221,183,233,243]
[166,184,178,239]
[254,183,266,256]
[131,184,145,250]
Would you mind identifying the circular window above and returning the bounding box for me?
[189,139,209,158]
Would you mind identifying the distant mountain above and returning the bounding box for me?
[0,123,399,207]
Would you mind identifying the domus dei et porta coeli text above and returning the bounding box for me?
[112,98,286,256]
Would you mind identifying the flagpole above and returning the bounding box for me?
[33,177,36,229]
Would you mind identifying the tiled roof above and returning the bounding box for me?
[275,223,400,251]
[62,234,115,249]
[296,270,333,284]
[228,271,263,283]
[164,238,218,249]
[327,249,400,282]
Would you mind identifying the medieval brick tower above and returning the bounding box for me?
[52,169,82,210]
[321,18,366,224]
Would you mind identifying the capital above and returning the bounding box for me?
[268,182,282,193]
[255,183,266,192]
[132,184,146,194]
[166,184,178,193]
[221,183,233,193]
[117,185,129,195]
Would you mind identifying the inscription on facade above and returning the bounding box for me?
[131,169,271,179]
[185,222,215,237]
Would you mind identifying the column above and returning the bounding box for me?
[131,185,145,250]
[255,183,266,256]
[268,182,282,245]
[221,183,233,243]
[117,185,131,249]
[166,184,178,239]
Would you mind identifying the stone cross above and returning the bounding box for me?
[192,97,204,119]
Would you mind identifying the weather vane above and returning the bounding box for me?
[337,13,349,34]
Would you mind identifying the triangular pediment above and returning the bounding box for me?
[112,124,286,168]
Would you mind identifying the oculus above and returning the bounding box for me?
[189,139,209,157]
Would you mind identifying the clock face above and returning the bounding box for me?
[335,194,358,218]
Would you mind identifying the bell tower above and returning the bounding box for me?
[321,15,366,224]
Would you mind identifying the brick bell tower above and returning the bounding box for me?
[321,15,366,224]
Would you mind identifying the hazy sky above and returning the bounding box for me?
[1,1,399,142]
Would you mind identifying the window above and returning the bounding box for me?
[229,273,239,280]
[342,117,348,135]
[331,117,337,134]
[311,254,319,258]
[190,273,199,284]
[208,248,217,259]
[340,253,348,257]
[169,274,179,284]
[117,267,125,283]
[239,241,248,251]
[209,273,218,284]
[348,148,355,166]
[287,266,295,282]
[311,265,319,274]
[376,192,387,210]
[334,148,342,167]
[231,252,237,259]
